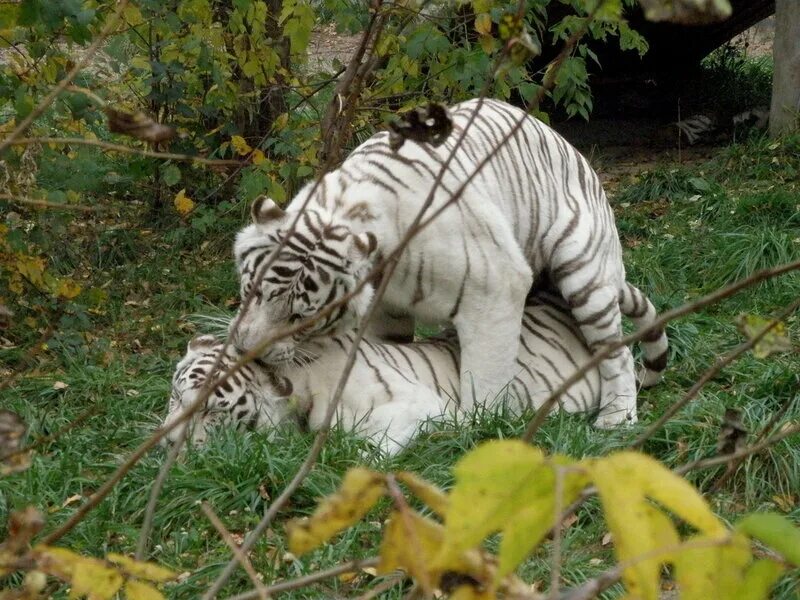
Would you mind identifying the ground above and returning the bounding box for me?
[1,128,799,598]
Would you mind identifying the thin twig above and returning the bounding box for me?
[521,258,800,442]
[632,297,800,449]
[0,193,99,212]
[549,466,564,599]
[223,557,380,600]
[0,0,130,155]
[10,137,243,166]
[706,394,797,494]
[134,426,184,560]
[201,502,270,600]
[0,404,101,463]
[674,422,800,476]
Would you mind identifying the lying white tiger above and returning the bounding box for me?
[163,294,661,456]
[231,98,668,427]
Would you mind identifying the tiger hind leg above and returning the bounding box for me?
[619,282,668,388]
[561,282,638,427]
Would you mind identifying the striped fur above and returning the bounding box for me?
[164,295,602,455]
[232,98,668,427]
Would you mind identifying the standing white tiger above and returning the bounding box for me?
[231,98,668,426]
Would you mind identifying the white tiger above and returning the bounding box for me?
[162,294,640,456]
[231,98,668,427]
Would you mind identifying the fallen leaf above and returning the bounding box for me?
[772,495,796,513]
[62,494,82,508]
[173,189,195,217]
[589,558,603,566]
[601,532,613,546]
[53,381,68,390]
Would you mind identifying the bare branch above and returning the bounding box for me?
[222,557,380,600]
[201,502,270,600]
[9,138,243,166]
[632,296,800,449]
[0,0,131,155]
[0,193,99,212]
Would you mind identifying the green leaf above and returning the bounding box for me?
[161,164,181,186]
[436,440,587,581]
[672,533,751,599]
[14,86,33,121]
[736,513,800,565]
[296,165,314,178]
[738,559,785,600]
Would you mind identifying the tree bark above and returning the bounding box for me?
[769,0,800,136]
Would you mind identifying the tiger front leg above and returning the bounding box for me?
[453,264,531,410]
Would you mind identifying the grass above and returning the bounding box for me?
[2,132,800,598]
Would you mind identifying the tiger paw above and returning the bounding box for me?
[593,409,637,429]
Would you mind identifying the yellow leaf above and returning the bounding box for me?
[173,189,195,217]
[107,553,175,583]
[672,533,751,599]
[478,34,496,54]
[437,440,586,580]
[589,452,728,600]
[736,314,793,358]
[123,5,144,25]
[251,149,266,165]
[287,468,385,555]
[396,471,448,517]
[231,135,252,156]
[378,510,444,594]
[124,579,165,600]
[69,557,124,600]
[474,13,492,35]
[56,279,81,300]
[273,113,289,131]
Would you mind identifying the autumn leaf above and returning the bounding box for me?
[735,314,793,359]
[230,135,253,156]
[287,468,386,555]
[395,471,448,517]
[738,559,786,600]
[124,579,166,600]
[251,149,266,165]
[671,533,751,599]
[378,510,444,594]
[107,553,175,582]
[56,278,82,300]
[173,189,195,217]
[474,13,492,35]
[589,452,729,599]
[436,440,587,581]
[736,513,800,566]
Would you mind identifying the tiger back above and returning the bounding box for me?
[163,295,601,454]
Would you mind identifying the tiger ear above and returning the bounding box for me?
[251,195,286,225]
[188,335,217,351]
[348,231,377,261]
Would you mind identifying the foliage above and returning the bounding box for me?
[0,507,175,600]
[288,440,799,598]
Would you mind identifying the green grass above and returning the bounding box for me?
[2,134,800,598]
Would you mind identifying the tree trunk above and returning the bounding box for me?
[769,0,800,136]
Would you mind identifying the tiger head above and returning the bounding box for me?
[230,194,377,362]
[161,334,295,447]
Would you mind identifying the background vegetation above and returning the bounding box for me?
[1,0,799,598]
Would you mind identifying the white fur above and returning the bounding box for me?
[232,99,668,427]
[165,297,601,456]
